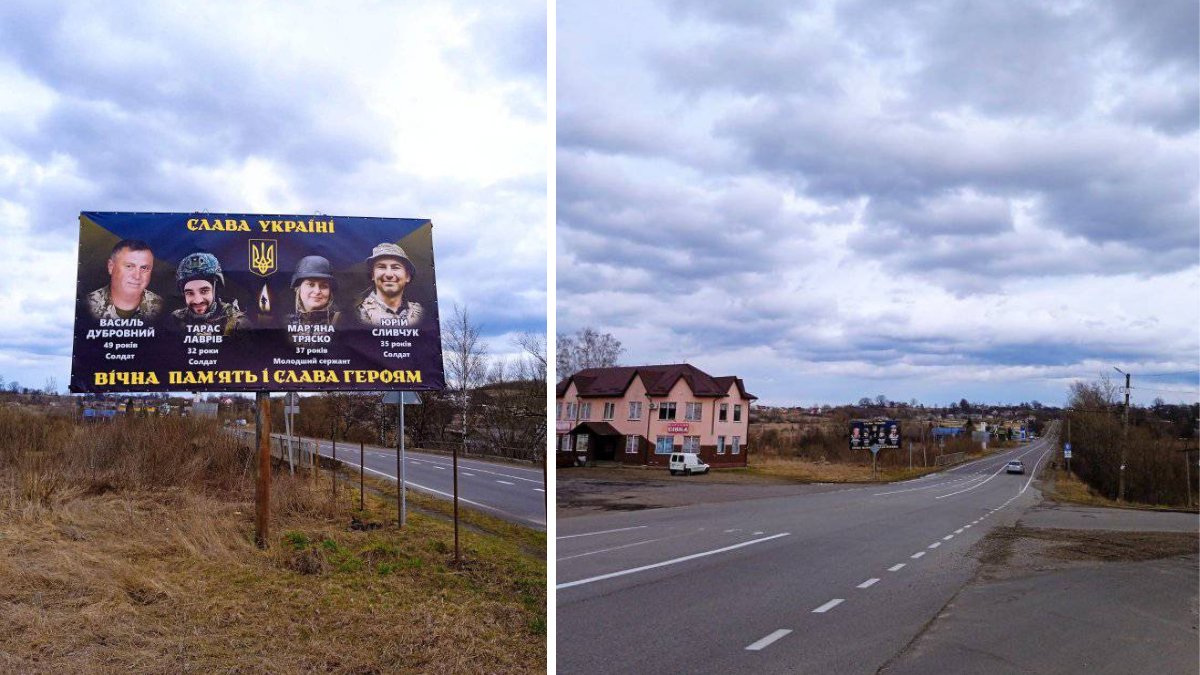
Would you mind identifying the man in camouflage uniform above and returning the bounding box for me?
[354,242,424,327]
[171,252,251,334]
[86,239,163,321]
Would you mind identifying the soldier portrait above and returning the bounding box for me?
[354,242,424,327]
[288,255,342,327]
[86,239,163,321]
[171,252,251,334]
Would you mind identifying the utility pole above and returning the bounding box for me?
[1115,367,1130,502]
[254,392,271,548]
[1066,416,1072,474]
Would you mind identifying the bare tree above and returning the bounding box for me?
[556,327,623,380]
[443,304,488,447]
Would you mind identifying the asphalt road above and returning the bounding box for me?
[557,429,1061,674]
[258,431,546,529]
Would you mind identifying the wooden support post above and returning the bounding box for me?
[359,441,365,512]
[453,441,460,563]
[254,392,271,548]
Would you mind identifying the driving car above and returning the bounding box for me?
[1006,460,1026,475]
[669,453,710,476]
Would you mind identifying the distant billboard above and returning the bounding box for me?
[850,420,901,450]
[70,212,445,393]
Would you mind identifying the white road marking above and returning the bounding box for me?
[942,535,954,541]
[557,525,648,540]
[857,578,880,589]
[462,472,475,477]
[929,542,942,549]
[745,629,792,651]
[534,488,545,492]
[812,599,844,613]
[496,480,515,485]
[1020,445,1054,494]
[954,528,964,534]
[434,466,446,470]
[888,564,905,572]
[557,537,667,562]
[911,552,925,559]
[964,525,972,529]
[724,529,740,533]
[557,533,791,590]
[753,531,764,535]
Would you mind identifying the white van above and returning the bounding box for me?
[669,453,710,476]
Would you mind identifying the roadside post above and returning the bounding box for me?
[1064,442,1072,474]
[284,392,300,475]
[908,440,913,470]
[384,391,421,528]
[331,419,338,501]
[359,441,365,511]
[254,392,271,548]
[870,443,880,480]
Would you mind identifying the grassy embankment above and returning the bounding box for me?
[0,408,545,674]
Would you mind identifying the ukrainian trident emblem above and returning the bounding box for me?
[249,239,277,277]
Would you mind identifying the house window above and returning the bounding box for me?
[625,435,639,454]
[685,402,703,421]
[559,435,571,452]
[717,436,726,454]
[655,435,674,454]
[628,401,642,420]
[683,436,700,453]
[580,403,592,421]
[731,436,741,454]
[733,405,742,422]
[577,435,589,452]
[719,403,728,422]
[658,402,677,420]
[556,403,562,420]
[566,402,576,420]
[603,402,615,420]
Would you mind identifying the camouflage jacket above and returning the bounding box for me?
[355,291,423,327]
[86,286,163,321]
[171,299,251,335]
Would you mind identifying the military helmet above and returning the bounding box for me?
[176,252,224,293]
[291,255,337,289]
[365,242,415,281]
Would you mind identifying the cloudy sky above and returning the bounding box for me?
[557,0,1199,407]
[0,0,546,392]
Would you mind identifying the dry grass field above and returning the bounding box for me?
[0,409,545,674]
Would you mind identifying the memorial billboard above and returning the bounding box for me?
[70,212,444,392]
[849,419,901,450]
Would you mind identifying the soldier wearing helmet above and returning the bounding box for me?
[354,242,424,327]
[171,252,250,334]
[288,255,341,327]
[86,239,163,321]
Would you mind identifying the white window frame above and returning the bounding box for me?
[603,402,615,421]
[731,436,741,454]
[559,435,571,452]
[655,435,674,454]
[625,435,639,454]
[717,436,726,454]
[683,435,700,453]
[580,402,592,421]
[685,402,702,421]
[658,402,677,421]
[733,405,742,422]
[719,403,728,422]
[577,435,590,452]
[556,402,562,420]
[628,401,642,420]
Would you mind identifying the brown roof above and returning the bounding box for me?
[557,364,756,401]
[568,421,623,436]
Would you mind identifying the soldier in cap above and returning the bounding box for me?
[86,239,163,321]
[288,255,341,327]
[171,252,251,334]
[354,242,424,327]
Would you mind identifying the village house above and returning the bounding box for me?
[555,364,756,468]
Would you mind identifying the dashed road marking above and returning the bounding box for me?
[496,480,515,485]
[911,552,926,559]
[929,542,942,549]
[813,599,844,613]
[888,564,905,572]
[745,629,792,651]
[857,578,880,589]
[557,525,648,540]
[942,535,954,541]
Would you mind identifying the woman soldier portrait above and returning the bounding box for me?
[288,255,342,330]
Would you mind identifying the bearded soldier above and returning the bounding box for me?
[354,243,424,327]
[171,253,251,334]
[86,239,163,321]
